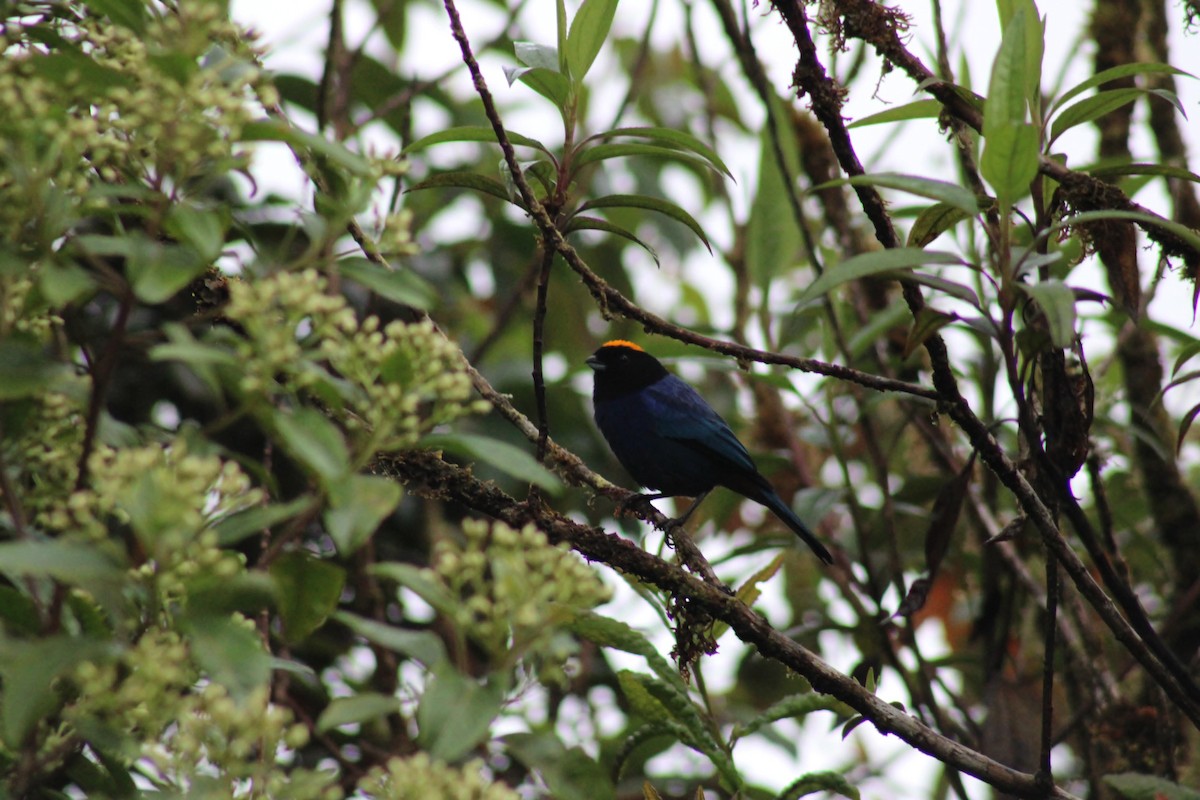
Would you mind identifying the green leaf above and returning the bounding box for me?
[366,562,459,619]
[213,497,315,546]
[908,203,973,247]
[565,0,619,83]
[181,612,272,696]
[781,771,862,800]
[324,474,403,554]
[417,663,506,762]
[74,233,206,305]
[242,119,372,175]
[0,338,70,400]
[733,693,847,740]
[837,173,982,215]
[368,0,406,49]
[270,552,345,644]
[595,126,732,178]
[339,256,436,310]
[1019,279,1076,348]
[567,612,686,693]
[1088,162,1200,185]
[1049,62,1195,116]
[981,121,1040,206]
[982,8,1041,205]
[505,66,572,109]
[1053,209,1200,258]
[848,99,942,128]
[505,731,616,800]
[564,216,660,265]
[402,126,551,156]
[0,586,41,637]
[573,142,720,177]
[1103,772,1200,800]
[0,540,124,584]
[333,611,447,667]
[37,259,97,306]
[407,171,526,207]
[271,407,349,485]
[795,248,968,306]
[83,0,148,32]
[164,205,227,263]
[1049,88,1142,145]
[317,693,403,734]
[0,636,118,747]
[514,41,559,71]
[421,432,561,492]
[746,122,800,284]
[576,194,711,253]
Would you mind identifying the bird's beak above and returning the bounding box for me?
[585,355,604,371]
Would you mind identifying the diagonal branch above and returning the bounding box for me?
[379,448,1082,800]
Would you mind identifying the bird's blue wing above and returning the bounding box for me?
[643,376,759,475]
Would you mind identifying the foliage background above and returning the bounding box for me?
[3,0,1200,799]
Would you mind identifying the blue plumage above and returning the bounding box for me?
[587,341,833,564]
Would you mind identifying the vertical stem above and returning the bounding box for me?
[531,245,556,471]
[1039,552,1059,784]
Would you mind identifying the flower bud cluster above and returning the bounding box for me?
[0,1,273,245]
[430,521,611,675]
[358,753,519,800]
[68,643,340,800]
[225,269,487,450]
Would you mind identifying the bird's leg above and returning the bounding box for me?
[614,491,668,518]
[666,490,710,535]
[661,492,730,593]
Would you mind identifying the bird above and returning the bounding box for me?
[586,340,833,564]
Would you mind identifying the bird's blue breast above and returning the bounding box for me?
[594,375,756,496]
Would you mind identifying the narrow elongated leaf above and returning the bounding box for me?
[746,121,799,283]
[595,126,732,178]
[982,9,1040,204]
[1020,279,1077,348]
[567,612,686,693]
[573,142,718,176]
[564,216,659,264]
[508,66,572,108]
[733,693,846,740]
[1049,88,1142,145]
[242,119,372,175]
[836,173,982,215]
[1088,162,1200,184]
[576,194,711,253]
[420,433,561,492]
[407,172,526,207]
[333,611,447,667]
[848,99,942,128]
[402,126,551,156]
[1054,209,1200,257]
[795,249,968,306]
[565,0,618,82]
[981,121,1040,205]
[1049,62,1194,116]
[908,203,973,247]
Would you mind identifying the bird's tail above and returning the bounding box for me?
[757,489,834,564]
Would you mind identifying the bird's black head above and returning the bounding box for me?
[586,340,669,400]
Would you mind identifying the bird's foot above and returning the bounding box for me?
[614,492,661,518]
